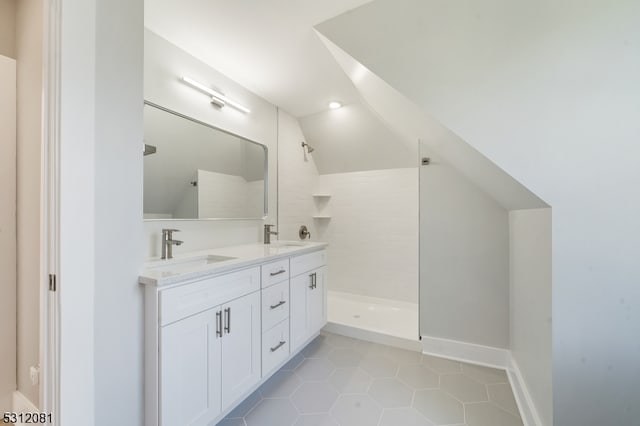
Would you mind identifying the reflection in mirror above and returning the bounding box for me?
[143,102,267,220]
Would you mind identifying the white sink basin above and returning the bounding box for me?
[147,254,236,273]
[268,241,307,248]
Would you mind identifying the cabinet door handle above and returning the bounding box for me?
[270,300,286,310]
[270,341,286,352]
[270,269,286,276]
[313,272,317,289]
[224,307,231,334]
[309,272,317,289]
[216,311,223,338]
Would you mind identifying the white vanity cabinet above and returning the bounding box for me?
[220,291,261,409]
[290,251,328,352]
[160,308,222,426]
[260,262,291,376]
[142,244,327,426]
[147,267,262,426]
[160,290,261,424]
[159,291,260,425]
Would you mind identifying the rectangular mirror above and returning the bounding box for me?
[143,102,267,220]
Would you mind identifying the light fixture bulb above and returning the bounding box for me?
[329,101,342,110]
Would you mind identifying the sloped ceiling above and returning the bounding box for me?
[144,0,372,117]
[145,0,547,209]
[314,0,550,209]
[314,21,547,209]
[298,102,415,175]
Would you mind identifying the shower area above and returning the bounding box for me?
[278,108,496,348]
[315,166,420,345]
[277,105,424,347]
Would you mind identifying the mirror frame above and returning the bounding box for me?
[143,100,269,221]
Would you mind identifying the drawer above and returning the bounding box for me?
[290,250,326,277]
[159,267,260,326]
[261,258,290,288]
[261,280,289,332]
[262,319,290,376]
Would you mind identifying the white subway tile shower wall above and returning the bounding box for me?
[317,168,418,303]
[277,110,320,242]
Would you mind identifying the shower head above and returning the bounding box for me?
[301,141,315,153]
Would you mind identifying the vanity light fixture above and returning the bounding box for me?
[328,101,342,110]
[181,76,251,114]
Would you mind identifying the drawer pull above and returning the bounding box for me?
[270,341,286,352]
[270,269,287,276]
[270,300,286,310]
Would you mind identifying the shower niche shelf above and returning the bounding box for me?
[313,192,331,221]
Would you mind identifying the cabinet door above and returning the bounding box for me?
[290,271,312,352]
[160,308,222,426]
[221,291,261,409]
[308,266,327,336]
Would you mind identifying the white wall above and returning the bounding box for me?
[93,0,144,424]
[316,1,640,424]
[420,157,510,348]
[318,168,419,303]
[510,208,552,426]
[15,0,42,407]
[143,29,278,257]
[0,54,16,414]
[0,0,15,59]
[58,0,97,422]
[277,109,320,242]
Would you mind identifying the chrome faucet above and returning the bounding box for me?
[161,229,183,259]
[264,224,278,244]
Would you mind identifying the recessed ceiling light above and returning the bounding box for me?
[329,101,342,110]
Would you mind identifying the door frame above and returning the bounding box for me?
[40,0,61,421]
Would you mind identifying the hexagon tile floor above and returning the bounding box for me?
[219,332,523,426]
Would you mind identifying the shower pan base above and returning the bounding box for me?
[325,291,421,351]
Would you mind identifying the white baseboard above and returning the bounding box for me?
[420,334,510,369]
[420,335,542,426]
[11,391,38,426]
[507,357,543,426]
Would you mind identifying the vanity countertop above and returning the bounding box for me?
[139,241,328,287]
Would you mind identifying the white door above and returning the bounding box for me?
[160,308,222,426]
[308,267,327,336]
[290,272,312,352]
[221,291,261,409]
